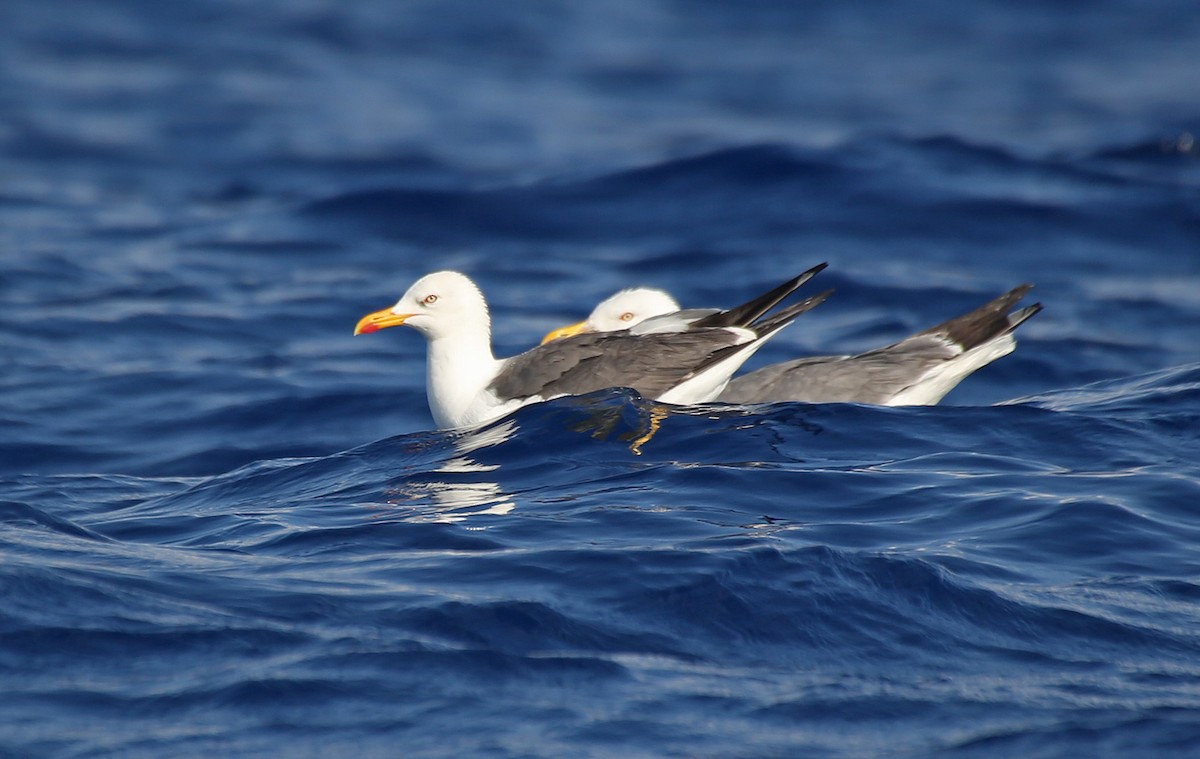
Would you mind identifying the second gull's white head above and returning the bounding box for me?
[541,287,679,343]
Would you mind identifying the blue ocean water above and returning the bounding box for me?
[3,1,1200,756]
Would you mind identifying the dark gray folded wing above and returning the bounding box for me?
[490,330,745,401]
[719,335,959,404]
[720,284,1042,404]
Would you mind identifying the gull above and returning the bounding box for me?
[543,283,1041,406]
[354,264,830,428]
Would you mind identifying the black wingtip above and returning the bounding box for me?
[750,288,835,336]
[690,262,828,330]
[1008,302,1043,330]
[922,283,1041,349]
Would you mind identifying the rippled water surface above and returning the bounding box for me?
[2,1,1199,757]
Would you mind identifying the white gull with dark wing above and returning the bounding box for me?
[544,283,1041,406]
[355,265,830,429]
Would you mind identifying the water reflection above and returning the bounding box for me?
[390,419,517,523]
[383,394,728,524]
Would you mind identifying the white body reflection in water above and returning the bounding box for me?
[384,396,680,524]
[396,420,517,523]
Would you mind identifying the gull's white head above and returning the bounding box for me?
[541,287,679,343]
[587,288,680,331]
[355,270,490,342]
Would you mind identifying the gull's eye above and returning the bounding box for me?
[619,312,634,322]
[423,294,438,306]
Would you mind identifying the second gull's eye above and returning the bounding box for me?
[620,312,634,321]
[423,294,438,305]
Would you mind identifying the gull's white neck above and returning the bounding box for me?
[424,328,504,429]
